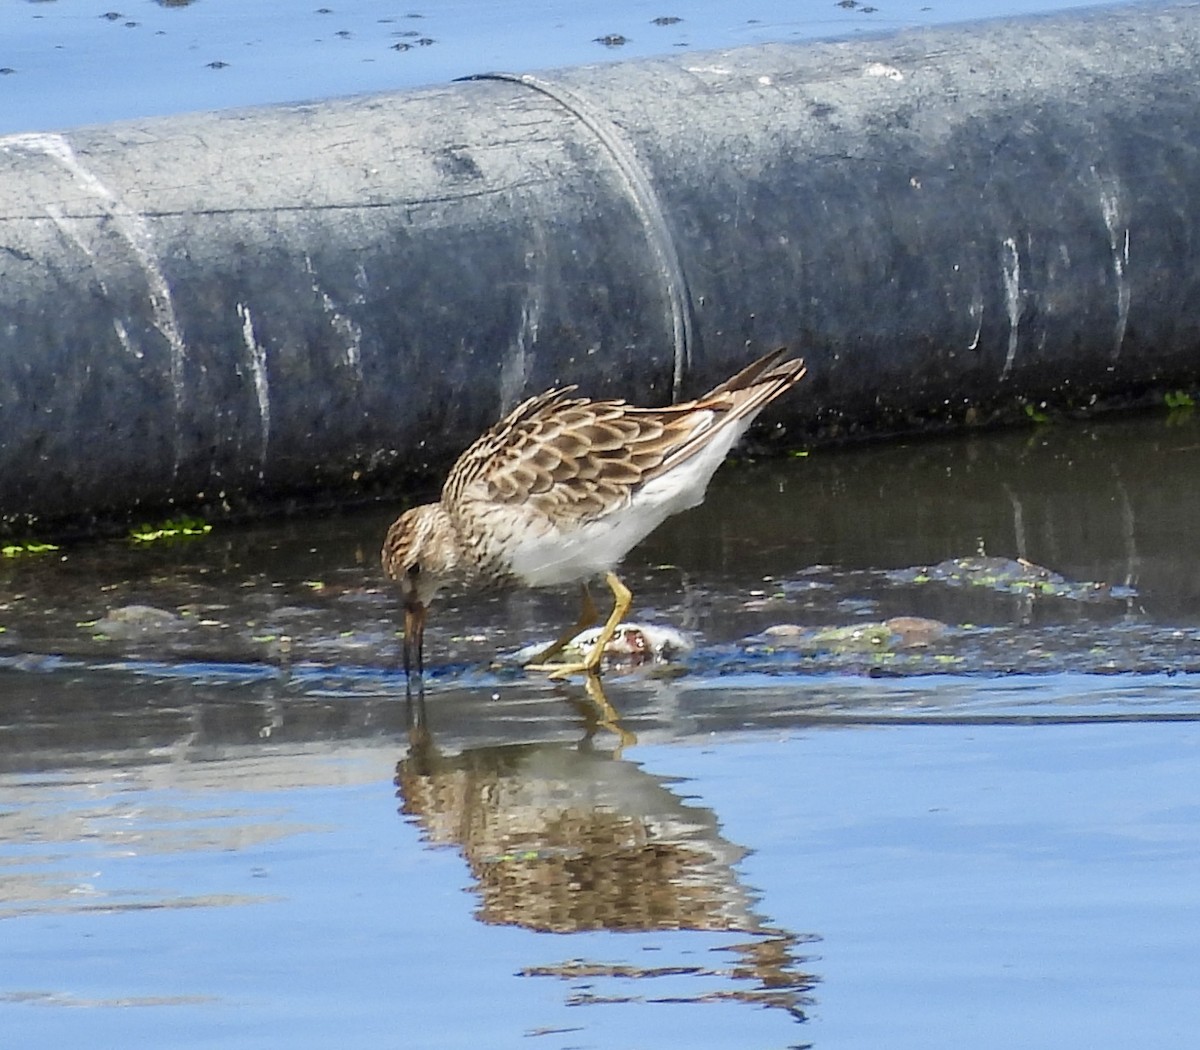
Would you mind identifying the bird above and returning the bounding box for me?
[382,347,807,679]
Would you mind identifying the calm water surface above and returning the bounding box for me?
[2,700,1197,1048]
[3,414,1200,1047]
[0,0,1138,134]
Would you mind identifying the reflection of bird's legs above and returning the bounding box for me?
[402,684,437,771]
[525,582,600,668]
[580,673,637,752]
[537,572,632,681]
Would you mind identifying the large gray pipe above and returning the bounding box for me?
[2,2,1199,529]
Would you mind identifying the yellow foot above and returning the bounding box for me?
[522,571,631,681]
[525,582,599,666]
[524,660,599,680]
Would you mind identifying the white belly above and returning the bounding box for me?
[508,417,749,587]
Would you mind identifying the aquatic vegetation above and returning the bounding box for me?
[1165,389,1194,425]
[129,516,213,543]
[2,540,59,558]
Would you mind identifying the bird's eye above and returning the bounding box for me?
[406,563,421,579]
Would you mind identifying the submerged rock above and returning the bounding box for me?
[886,556,1133,602]
[759,616,950,653]
[92,604,185,639]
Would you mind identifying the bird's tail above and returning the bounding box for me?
[699,346,804,399]
[658,347,806,474]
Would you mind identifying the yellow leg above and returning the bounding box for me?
[524,583,600,668]
[538,571,632,681]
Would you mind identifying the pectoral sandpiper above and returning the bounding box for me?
[383,347,806,679]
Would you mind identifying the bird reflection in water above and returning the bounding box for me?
[395,692,817,1023]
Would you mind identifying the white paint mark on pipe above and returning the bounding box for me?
[339,319,363,374]
[966,287,984,351]
[237,302,270,473]
[1117,226,1130,357]
[1098,186,1131,359]
[304,254,364,378]
[1000,237,1021,377]
[43,202,94,259]
[44,204,144,360]
[500,294,540,410]
[3,131,189,472]
[111,318,141,359]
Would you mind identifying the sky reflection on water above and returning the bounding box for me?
[2,679,1200,1048]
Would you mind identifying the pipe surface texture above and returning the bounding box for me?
[1,2,1199,528]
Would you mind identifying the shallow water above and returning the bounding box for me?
[3,411,1200,1047]
[2,411,1198,677]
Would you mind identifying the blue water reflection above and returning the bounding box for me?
[3,674,1199,1048]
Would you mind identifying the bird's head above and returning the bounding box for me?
[381,503,461,675]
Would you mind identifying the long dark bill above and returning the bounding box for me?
[403,601,427,677]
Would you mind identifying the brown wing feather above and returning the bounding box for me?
[442,387,575,502]
[443,348,804,529]
[446,394,698,527]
